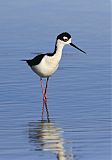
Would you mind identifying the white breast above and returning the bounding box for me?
[31,55,60,78]
[31,40,64,78]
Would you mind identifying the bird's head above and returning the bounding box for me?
[56,32,86,54]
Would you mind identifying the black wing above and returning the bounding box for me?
[26,54,45,67]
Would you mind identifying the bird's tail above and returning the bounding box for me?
[20,59,29,64]
[21,59,27,62]
[21,59,31,66]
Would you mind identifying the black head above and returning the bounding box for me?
[57,32,71,42]
[56,32,86,54]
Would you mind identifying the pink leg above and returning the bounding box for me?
[42,100,44,120]
[40,78,47,102]
[44,99,50,121]
[40,78,49,119]
[44,77,50,119]
[40,78,45,118]
[44,77,49,101]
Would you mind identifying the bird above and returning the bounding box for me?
[22,32,86,118]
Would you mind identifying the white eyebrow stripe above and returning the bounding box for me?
[63,36,68,40]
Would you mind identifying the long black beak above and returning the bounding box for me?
[70,43,86,54]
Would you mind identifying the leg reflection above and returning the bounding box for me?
[29,120,74,160]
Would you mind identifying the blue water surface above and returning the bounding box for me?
[0,0,111,160]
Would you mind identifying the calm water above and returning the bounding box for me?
[0,0,111,160]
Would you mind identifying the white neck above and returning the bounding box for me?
[52,39,66,64]
[55,39,65,53]
[54,38,72,54]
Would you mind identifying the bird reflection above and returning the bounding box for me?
[29,120,74,160]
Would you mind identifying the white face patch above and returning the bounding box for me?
[63,36,68,41]
[56,38,72,48]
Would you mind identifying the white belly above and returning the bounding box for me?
[31,55,59,77]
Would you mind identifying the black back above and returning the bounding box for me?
[26,54,45,67]
[26,53,55,67]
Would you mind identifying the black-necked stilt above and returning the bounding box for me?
[23,32,86,118]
